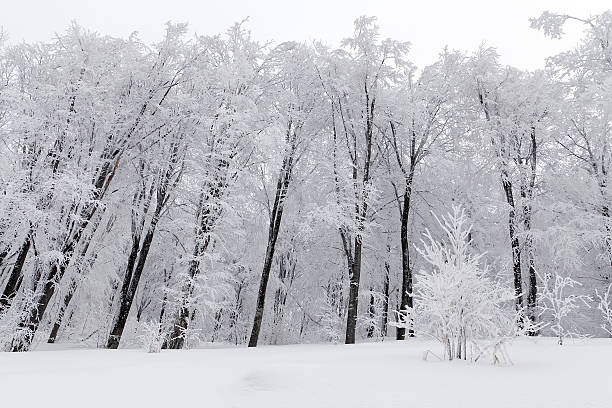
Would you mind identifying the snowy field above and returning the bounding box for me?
[1,337,610,408]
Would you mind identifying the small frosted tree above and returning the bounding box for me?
[537,272,591,345]
[138,320,164,353]
[595,283,612,336]
[414,206,515,362]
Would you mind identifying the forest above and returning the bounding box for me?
[0,10,611,360]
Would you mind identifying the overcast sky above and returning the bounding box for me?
[2,0,610,70]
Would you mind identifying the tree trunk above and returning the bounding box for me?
[345,237,362,344]
[522,189,537,334]
[48,211,104,344]
[106,226,144,348]
[381,263,390,337]
[47,282,76,344]
[165,183,223,349]
[157,267,173,337]
[249,218,283,346]
[107,222,158,349]
[366,290,375,338]
[523,126,538,334]
[0,234,31,311]
[0,247,9,272]
[248,156,293,347]
[501,174,524,311]
[397,178,414,340]
[249,120,298,347]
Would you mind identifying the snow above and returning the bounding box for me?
[1,338,610,408]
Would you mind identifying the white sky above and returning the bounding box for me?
[2,0,610,70]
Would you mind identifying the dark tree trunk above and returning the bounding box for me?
[249,142,295,347]
[0,247,9,272]
[527,256,537,332]
[329,89,375,345]
[501,173,524,312]
[381,263,390,337]
[107,222,159,349]
[388,122,418,340]
[106,225,144,348]
[345,100,374,345]
[345,237,362,344]
[48,211,104,344]
[47,280,77,344]
[165,175,225,349]
[164,230,210,350]
[366,290,375,338]
[158,267,173,336]
[12,262,64,351]
[0,234,31,311]
[107,137,182,349]
[397,177,414,340]
[522,188,537,334]
[479,88,528,317]
[523,126,538,334]
[248,212,284,347]
[164,245,202,350]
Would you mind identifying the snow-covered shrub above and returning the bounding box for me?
[319,299,344,344]
[537,271,592,345]
[595,283,612,336]
[319,280,345,343]
[413,206,516,362]
[139,320,164,353]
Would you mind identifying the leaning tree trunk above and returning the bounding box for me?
[0,245,10,273]
[48,209,105,343]
[107,150,177,349]
[47,280,76,344]
[164,176,225,350]
[249,144,295,347]
[0,233,31,312]
[107,222,159,349]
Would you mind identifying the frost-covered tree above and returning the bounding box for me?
[248,42,324,347]
[467,50,553,330]
[317,16,410,344]
[163,23,266,349]
[412,206,515,361]
[0,11,610,353]
[383,50,463,339]
[532,11,612,281]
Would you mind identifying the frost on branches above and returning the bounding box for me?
[537,272,592,345]
[410,207,516,362]
[596,284,612,336]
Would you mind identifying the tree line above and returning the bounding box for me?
[0,11,611,352]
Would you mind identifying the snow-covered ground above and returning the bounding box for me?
[1,337,610,408]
